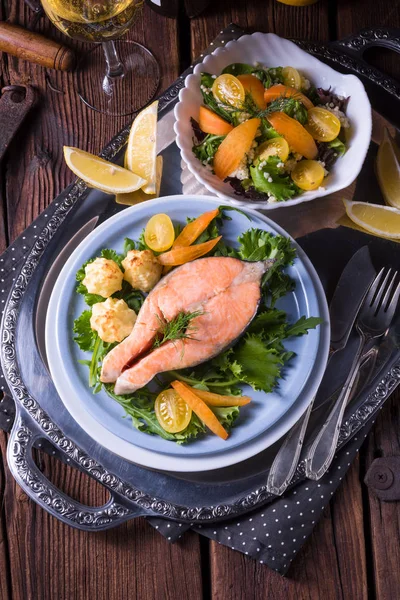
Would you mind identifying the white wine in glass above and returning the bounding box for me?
[41,0,160,115]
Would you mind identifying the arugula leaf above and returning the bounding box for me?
[285,316,324,338]
[105,386,176,441]
[237,227,296,264]
[257,118,281,142]
[101,248,123,268]
[192,133,225,166]
[123,237,136,255]
[233,333,283,392]
[267,66,284,84]
[84,293,105,306]
[173,414,206,444]
[221,63,272,88]
[113,280,145,312]
[212,406,240,429]
[247,308,287,337]
[73,311,95,351]
[327,137,346,156]
[222,63,255,76]
[250,163,301,202]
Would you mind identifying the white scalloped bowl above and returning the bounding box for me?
[174,32,372,210]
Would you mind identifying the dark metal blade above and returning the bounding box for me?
[330,246,376,352]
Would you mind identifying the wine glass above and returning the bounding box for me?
[41,0,160,116]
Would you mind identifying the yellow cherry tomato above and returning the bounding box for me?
[291,160,325,191]
[255,137,290,163]
[155,389,192,433]
[144,213,175,252]
[282,66,302,90]
[305,106,341,142]
[212,74,245,108]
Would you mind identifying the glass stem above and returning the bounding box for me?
[102,41,125,79]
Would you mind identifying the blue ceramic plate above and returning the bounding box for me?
[45,195,330,472]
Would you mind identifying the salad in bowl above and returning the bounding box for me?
[191,63,349,204]
[174,32,372,209]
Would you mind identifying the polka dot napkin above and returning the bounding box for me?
[147,414,373,576]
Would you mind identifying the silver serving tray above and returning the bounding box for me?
[1,25,400,530]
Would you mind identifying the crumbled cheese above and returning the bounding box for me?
[236,111,251,124]
[200,84,211,94]
[301,77,311,91]
[284,158,297,173]
[318,160,329,177]
[253,61,260,67]
[277,162,284,169]
[211,74,217,79]
[318,186,326,192]
[268,176,273,183]
[268,196,278,203]
[228,155,249,180]
[325,105,350,128]
[247,147,256,161]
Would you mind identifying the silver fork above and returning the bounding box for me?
[304,268,400,480]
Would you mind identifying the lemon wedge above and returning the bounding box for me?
[376,128,400,209]
[126,100,158,194]
[343,199,400,240]
[116,156,163,205]
[63,147,147,194]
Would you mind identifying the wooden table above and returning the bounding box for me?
[0,1,399,598]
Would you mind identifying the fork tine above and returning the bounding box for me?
[363,267,385,308]
[371,268,391,311]
[382,271,399,312]
[384,279,400,323]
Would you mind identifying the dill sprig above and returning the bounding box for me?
[153,310,204,349]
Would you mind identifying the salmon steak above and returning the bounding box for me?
[100,256,274,394]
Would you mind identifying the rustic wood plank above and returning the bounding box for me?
[0,3,203,600]
[0,432,11,600]
[2,447,204,600]
[190,0,330,59]
[363,393,400,600]
[337,5,400,600]
[209,459,368,600]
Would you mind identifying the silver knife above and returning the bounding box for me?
[266,246,376,496]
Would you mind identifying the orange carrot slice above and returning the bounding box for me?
[237,74,266,109]
[214,117,260,181]
[267,112,318,160]
[184,385,251,407]
[198,106,233,136]
[173,208,220,248]
[158,236,222,266]
[264,84,314,110]
[171,381,228,440]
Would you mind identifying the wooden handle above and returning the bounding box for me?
[0,22,76,71]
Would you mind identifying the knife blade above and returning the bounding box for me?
[330,246,376,352]
[266,246,376,496]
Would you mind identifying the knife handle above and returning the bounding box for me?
[305,334,366,480]
[266,401,314,495]
[0,22,76,71]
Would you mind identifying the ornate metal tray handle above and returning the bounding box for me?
[8,408,140,530]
